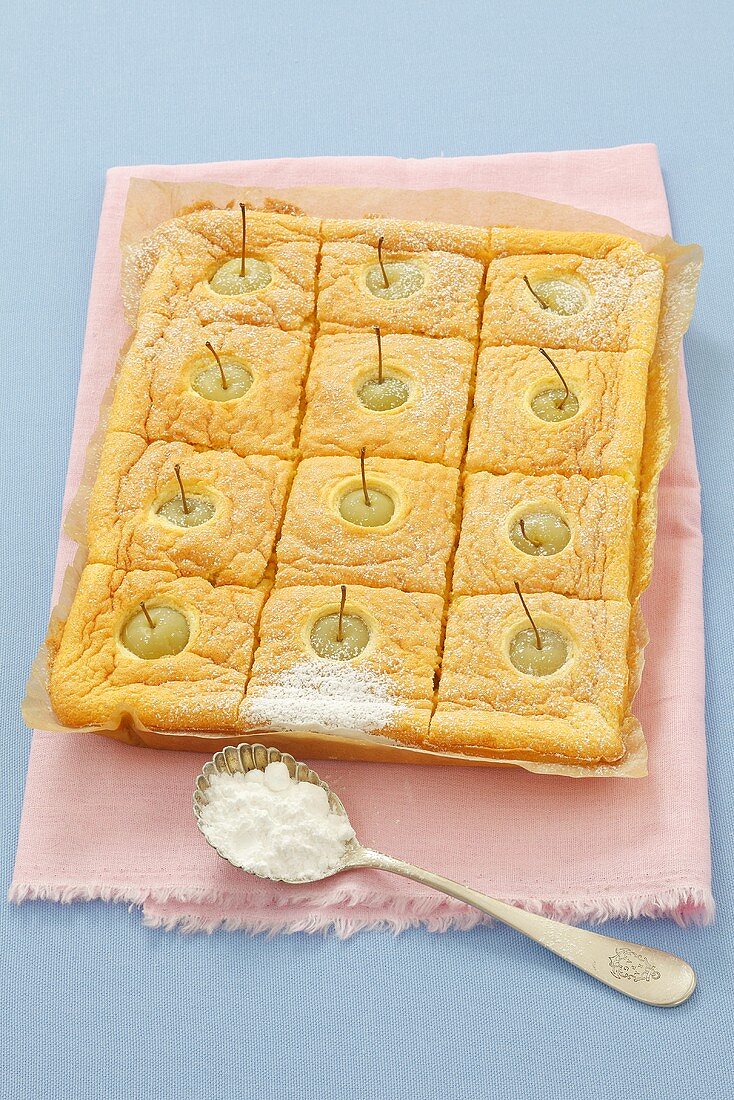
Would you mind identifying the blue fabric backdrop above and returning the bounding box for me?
[1,2,732,1097]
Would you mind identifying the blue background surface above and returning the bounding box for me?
[1,2,732,1097]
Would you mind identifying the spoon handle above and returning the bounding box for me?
[356,849,696,1007]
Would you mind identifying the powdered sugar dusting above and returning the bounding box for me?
[242,659,406,734]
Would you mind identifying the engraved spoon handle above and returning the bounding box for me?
[354,849,696,1007]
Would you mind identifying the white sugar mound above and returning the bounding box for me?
[243,660,405,734]
[200,762,356,881]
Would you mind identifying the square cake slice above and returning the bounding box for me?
[49,567,265,732]
[137,207,320,332]
[86,433,291,586]
[466,345,649,483]
[482,231,664,354]
[241,583,444,745]
[453,471,636,601]
[299,332,474,467]
[317,218,486,340]
[108,316,310,460]
[275,456,460,595]
[430,593,633,765]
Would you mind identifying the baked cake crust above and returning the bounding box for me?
[87,432,291,586]
[481,242,664,354]
[317,235,484,340]
[137,207,320,331]
[275,455,460,595]
[242,583,444,743]
[431,592,632,765]
[321,217,492,262]
[49,566,265,732]
[466,345,649,483]
[108,316,310,459]
[490,227,650,259]
[299,332,474,466]
[453,471,636,600]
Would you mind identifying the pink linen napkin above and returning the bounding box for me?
[11,145,713,932]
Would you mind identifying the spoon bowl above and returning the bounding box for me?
[193,742,363,882]
[194,744,696,1006]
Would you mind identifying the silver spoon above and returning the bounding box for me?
[194,744,696,1008]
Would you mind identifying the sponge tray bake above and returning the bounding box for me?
[35,205,677,777]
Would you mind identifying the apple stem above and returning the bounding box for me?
[360,447,372,508]
[173,464,190,515]
[538,347,570,409]
[337,584,347,643]
[519,517,540,547]
[377,236,390,288]
[524,274,548,310]
[375,326,383,384]
[205,340,228,391]
[514,581,542,650]
[140,601,155,630]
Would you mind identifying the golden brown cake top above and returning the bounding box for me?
[244,583,443,732]
[433,592,633,765]
[86,432,291,587]
[49,566,266,732]
[299,332,474,467]
[42,205,675,773]
[481,246,664,354]
[321,216,492,261]
[275,455,460,596]
[152,206,322,254]
[490,226,658,260]
[466,346,650,483]
[453,471,636,601]
[317,238,484,341]
[135,208,320,331]
[109,315,310,460]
